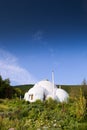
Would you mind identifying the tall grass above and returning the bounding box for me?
[0,91,87,130]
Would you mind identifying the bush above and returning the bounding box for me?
[0,95,87,130]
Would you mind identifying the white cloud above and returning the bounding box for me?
[0,49,37,85]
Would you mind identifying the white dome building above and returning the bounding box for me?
[24,71,69,102]
[24,80,57,102]
[24,80,69,103]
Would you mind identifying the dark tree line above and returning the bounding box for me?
[0,75,22,99]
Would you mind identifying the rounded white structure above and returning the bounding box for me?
[24,80,69,103]
[34,80,57,96]
[28,86,45,102]
[56,88,69,102]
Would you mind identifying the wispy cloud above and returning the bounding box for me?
[32,30,49,49]
[0,49,37,85]
[32,31,43,41]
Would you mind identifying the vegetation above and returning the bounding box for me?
[0,75,87,129]
[14,84,33,95]
[0,75,23,99]
[0,89,87,130]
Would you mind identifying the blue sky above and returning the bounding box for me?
[0,0,87,85]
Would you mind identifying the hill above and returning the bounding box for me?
[14,84,33,94]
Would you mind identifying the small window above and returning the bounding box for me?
[29,94,33,100]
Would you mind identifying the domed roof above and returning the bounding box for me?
[29,86,45,95]
[28,86,45,102]
[56,88,69,102]
[33,80,57,95]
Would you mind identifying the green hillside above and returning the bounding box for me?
[61,85,87,99]
[14,84,33,94]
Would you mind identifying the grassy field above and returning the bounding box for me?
[0,92,87,130]
[0,84,87,129]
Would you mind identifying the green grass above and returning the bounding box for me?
[0,95,87,130]
[0,84,86,129]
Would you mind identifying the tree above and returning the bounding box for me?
[0,75,2,87]
[82,78,87,85]
[82,78,87,99]
[14,88,22,97]
[0,75,24,99]
[0,75,13,98]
